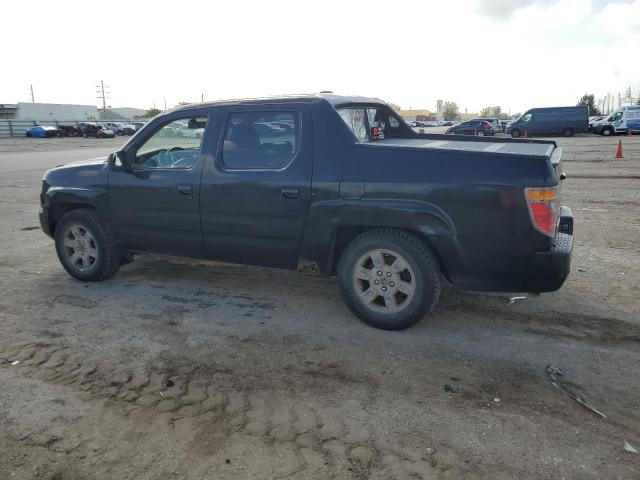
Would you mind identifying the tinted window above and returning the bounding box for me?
[135,116,207,169]
[222,112,298,170]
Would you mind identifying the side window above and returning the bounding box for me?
[337,108,369,142]
[135,116,207,169]
[522,113,532,123]
[222,111,298,170]
[613,112,623,121]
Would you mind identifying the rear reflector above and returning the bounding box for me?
[525,187,559,236]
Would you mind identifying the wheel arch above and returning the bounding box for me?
[298,199,466,282]
[329,225,455,281]
[44,187,107,236]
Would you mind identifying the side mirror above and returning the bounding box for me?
[109,150,134,173]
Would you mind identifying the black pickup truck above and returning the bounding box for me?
[39,94,573,330]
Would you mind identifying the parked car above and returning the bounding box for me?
[588,116,604,131]
[130,122,146,131]
[103,122,135,136]
[441,121,455,126]
[446,120,494,136]
[473,118,502,132]
[57,125,82,137]
[499,120,511,131]
[39,94,572,331]
[26,125,60,138]
[506,106,588,138]
[80,123,115,138]
[593,106,640,136]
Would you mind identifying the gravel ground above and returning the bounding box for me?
[0,133,638,480]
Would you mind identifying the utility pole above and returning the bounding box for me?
[201,93,204,103]
[164,98,167,110]
[29,84,35,103]
[96,80,110,120]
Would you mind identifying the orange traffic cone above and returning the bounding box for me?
[615,139,624,158]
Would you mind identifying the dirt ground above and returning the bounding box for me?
[0,133,639,480]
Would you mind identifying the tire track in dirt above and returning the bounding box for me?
[0,340,463,479]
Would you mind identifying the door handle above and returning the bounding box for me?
[177,184,193,196]
[281,187,299,199]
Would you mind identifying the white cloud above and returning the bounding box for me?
[475,0,537,20]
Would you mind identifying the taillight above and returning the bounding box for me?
[525,187,559,236]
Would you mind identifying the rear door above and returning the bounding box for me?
[200,104,313,269]
[457,121,472,134]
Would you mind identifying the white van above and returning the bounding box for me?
[594,105,640,136]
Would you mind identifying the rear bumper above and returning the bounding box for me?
[523,206,573,292]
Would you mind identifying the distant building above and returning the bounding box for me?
[436,100,444,121]
[14,102,98,121]
[397,109,434,122]
[0,102,147,122]
[0,104,17,119]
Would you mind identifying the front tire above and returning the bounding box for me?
[54,209,121,281]
[511,129,521,138]
[601,127,612,136]
[562,127,574,137]
[338,229,441,330]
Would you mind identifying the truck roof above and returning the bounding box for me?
[172,93,386,113]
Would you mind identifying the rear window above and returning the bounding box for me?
[336,106,405,143]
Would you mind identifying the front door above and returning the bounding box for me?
[200,105,312,269]
[108,114,210,257]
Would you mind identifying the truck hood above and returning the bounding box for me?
[43,156,109,186]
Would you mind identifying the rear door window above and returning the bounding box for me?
[222,112,299,170]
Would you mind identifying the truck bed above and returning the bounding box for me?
[371,137,556,158]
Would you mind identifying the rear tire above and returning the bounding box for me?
[54,209,121,281]
[337,229,441,330]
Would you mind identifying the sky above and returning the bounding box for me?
[1,0,639,114]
